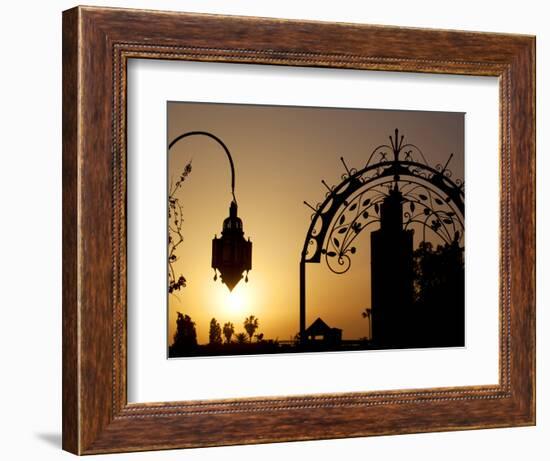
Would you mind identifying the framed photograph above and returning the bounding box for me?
[62,6,535,454]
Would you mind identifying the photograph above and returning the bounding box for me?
[167,102,465,358]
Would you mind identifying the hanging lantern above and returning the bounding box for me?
[212,201,252,291]
[168,131,253,291]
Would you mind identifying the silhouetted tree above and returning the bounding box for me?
[223,322,235,344]
[412,240,465,346]
[168,162,192,294]
[255,333,264,342]
[235,332,248,344]
[172,312,197,350]
[244,315,259,343]
[208,318,222,345]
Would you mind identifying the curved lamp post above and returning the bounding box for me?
[168,131,252,292]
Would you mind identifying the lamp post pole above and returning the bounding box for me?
[169,131,237,204]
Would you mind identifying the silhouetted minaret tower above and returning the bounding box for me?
[370,185,414,346]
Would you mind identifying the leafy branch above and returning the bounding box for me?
[168,162,192,294]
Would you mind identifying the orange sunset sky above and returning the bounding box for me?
[167,102,464,345]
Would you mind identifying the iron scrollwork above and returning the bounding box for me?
[302,129,465,275]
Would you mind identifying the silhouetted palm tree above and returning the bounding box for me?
[223,322,235,344]
[244,315,259,342]
[361,307,372,340]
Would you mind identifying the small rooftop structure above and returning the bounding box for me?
[304,317,342,344]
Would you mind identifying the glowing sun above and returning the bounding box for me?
[223,285,250,314]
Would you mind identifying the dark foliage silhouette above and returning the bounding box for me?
[208,318,222,345]
[411,240,465,346]
[244,315,259,343]
[169,314,285,357]
[170,312,197,354]
[235,332,248,344]
[223,322,235,343]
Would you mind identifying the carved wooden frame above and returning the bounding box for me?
[62,6,535,454]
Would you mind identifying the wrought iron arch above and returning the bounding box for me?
[299,129,465,343]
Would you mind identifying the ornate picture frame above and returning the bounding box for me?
[62,6,535,454]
